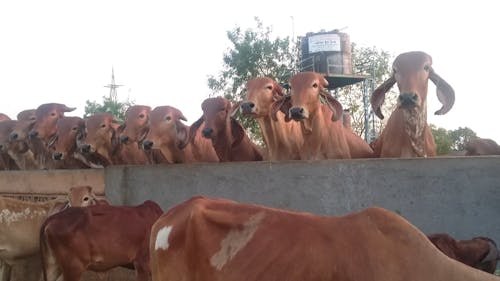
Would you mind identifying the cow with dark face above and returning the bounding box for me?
[48,116,90,169]
[371,51,455,158]
[428,233,499,274]
[190,97,263,162]
[116,105,152,164]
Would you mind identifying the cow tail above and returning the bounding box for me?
[39,220,49,281]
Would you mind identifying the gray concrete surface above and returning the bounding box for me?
[105,156,500,249]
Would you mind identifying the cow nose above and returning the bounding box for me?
[28,130,39,139]
[241,102,255,114]
[80,144,91,153]
[399,92,419,107]
[52,152,63,160]
[202,128,213,138]
[289,107,305,120]
[142,140,153,150]
[0,144,4,151]
[9,132,18,141]
[120,135,129,144]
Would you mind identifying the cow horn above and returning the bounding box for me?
[429,68,455,115]
[371,75,396,120]
[230,101,242,118]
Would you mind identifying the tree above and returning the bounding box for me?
[84,96,134,122]
[449,127,478,151]
[207,17,299,144]
[430,124,453,155]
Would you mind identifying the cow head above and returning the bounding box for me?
[29,103,76,144]
[0,120,16,153]
[371,51,455,120]
[119,105,151,144]
[49,116,85,161]
[67,185,99,207]
[241,77,285,118]
[78,113,121,160]
[142,106,189,151]
[16,109,36,121]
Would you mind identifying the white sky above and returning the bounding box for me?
[1,1,498,143]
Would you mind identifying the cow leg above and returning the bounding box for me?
[0,262,12,281]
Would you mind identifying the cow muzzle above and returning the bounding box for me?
[80,144,91,153]
[398,92,419,108]
[119,135,129,144]
[28,130,39,139]
[52,151,64,160]
[142,140,153,150]
[9,132,19,141]
[289,107,308,120]
[241,102,256,115]
[202,127,213,138]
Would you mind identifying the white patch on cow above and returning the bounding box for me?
[155,225,173,251]
[210,212,265,271]
[0,208,47,225]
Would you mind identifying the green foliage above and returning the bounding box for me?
[430,124,478,154]
[84,95,134,122]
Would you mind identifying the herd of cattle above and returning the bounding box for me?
[0,50,499,281]
[1,51,499,171]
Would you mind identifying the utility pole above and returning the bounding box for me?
[104,67,123,103]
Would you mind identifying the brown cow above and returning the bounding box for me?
[150,196,499,281]
[49,116,91,169]
[273,72,351,160]
[40,200,163,281]
[66,185,110,207]
[77,113,120,166]
[0,120,19,170]
[6,120,38,170]
[0,186,105,281]
[428,233,499,274]
[190,97,263,162]
[371,51,455,158]
[241,77,303,161]
[116,105,152,164]
[465,138,500,156]
[142,106,218,163]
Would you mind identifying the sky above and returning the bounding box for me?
[1,1,498,143]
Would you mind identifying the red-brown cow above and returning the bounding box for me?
[49,116,90,169]
[273,72,351,160]
[190,97,263,162]
[66,185,110,207]
[77,113,120,166]
[465,138,500,156]
[142,106,218,163]
[150,196,499,281]
[40,200,163,281]
[241,77,303,161]
[116,105,152,164]
[371,51,455,158]
[428,233,499,274]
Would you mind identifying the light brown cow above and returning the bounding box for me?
[190,97,263,162]
[150,196,499,281]
[40,200,163,281]
[16,109,36,122]
[0,121,19,170]
[465,138,500,156]
[6,120,38,170]
[48,116,92,169]
[142,106,218,163]
[116,105,152,164]
[371,51,455,158]
[77,113,120,166]
[66,186,110,207]
[428,233,499,274]
[241,77,303,161]
[0,186,105,281]
[274,72,351,160]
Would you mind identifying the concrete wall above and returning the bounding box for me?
[106,157,500,247]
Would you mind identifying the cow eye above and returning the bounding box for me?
[424,65,430,71]
[266,85,273,90]
[139,114,145,119]
[312,83,318,88]
[83,197,89,201]
[100,124,106,128]
[72,126,78,131]
[51,112,57,117]
[165,116,171,121]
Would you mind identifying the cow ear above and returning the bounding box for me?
[322,94,344,122]
[230,118,245,146]
[271,96,292,122]
[371,75,396,119]
[429,69,455,115]
[188,116,204,144]
[60,104,76,113]
[110,119,122,131]
[176,121,189,149]
[272,81,285,99]
[321,77,329,87]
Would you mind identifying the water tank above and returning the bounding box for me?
[300,30,352,76]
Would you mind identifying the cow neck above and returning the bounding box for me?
[403,102,427,157]
[210,123,232,162]
[256,114,278,159]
